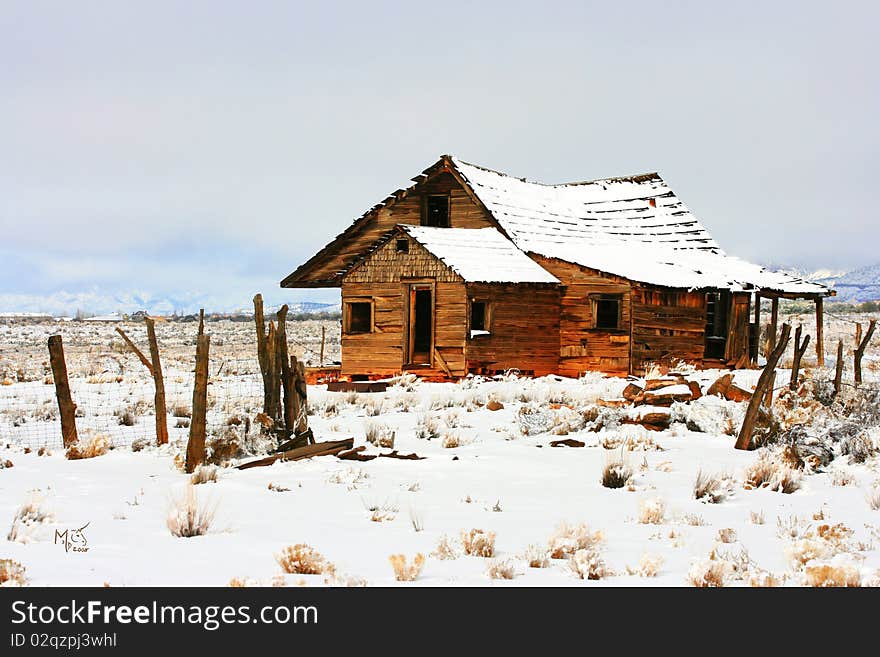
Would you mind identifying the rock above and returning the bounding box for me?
[486,400,504,411]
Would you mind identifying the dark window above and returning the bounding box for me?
[346,302,372,334]
[423,195,450,227]
[595,295,622,330]
[396,239,409,253]
[471,301,487,331]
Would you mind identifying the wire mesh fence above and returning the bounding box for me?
[0,318,340,451]
[1,351,265,451]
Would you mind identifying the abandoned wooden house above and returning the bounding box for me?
[282,155,832,378]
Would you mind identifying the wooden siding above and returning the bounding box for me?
[724,292,751,363]
[340,235,468,377]
[531,256,632,376]
[293,171,495,285]
[345,233,461,284]
[630,286,706,374]
[464,283,560,375]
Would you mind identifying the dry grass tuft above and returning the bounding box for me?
[389,553,425,582]
[7,493,54,543]
[523,544,551,568]
[693,470,735,504]
[190,464,218,485]
[687,559,729,587]
[804,564,861,587]
[166,485,217,538]
[365,422,395,449]
[743,450,801,494]
[866,487,880,511]
[432,534,459,560]
[568,547,610,580]
[276,544,330,575]
[461,528,496,557]
[66,433,110,460]
[486,559,517,580]
[627,553,664,578]
[681,513,706,526]
[749,571,781,587]
[601,451,633,489]
[750,510,766,525]
[0,559,27,586]
[716,528,737,544]
[637,498,667,525]
[548,522,605,559]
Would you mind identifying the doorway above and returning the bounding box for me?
[704,291,731,359]
[408,286,433,365]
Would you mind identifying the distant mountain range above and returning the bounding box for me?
[2,262,878,317]
[773,263,880,303]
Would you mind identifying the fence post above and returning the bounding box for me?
[735,323,791,450]
[186,333,210,473]
[145,316,169,446]
[276,305,295,436]
[833,339,844,397]
[320,325,326,367]
[789,326,810,391]
[47,335,78,448]
[854,319,876,386]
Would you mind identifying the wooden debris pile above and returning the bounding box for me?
[599,372,755,432]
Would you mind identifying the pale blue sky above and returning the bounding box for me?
[2,1,877,313]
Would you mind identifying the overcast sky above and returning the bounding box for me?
[2,1,877,314]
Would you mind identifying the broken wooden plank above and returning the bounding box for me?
[707,374,733,398]
[337,446,376,461]
[326,380,389,393]
[237,438,355,470]
[114,327,154,376]
[622,383,643,401]
[378,450,425,460]
[550,438,586,448]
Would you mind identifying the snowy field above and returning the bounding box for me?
[1,315,879,587]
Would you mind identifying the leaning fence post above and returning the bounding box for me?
[186,333,210,473]
[47,335,78,448]
[854,319,876,386]
[789,326,810,391]
[833,339,844,397]
[735,323,791,451]
[145,316,169,446]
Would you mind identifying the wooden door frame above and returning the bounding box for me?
[402,278,436,368]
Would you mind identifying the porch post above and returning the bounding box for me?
[768,297,779,357]
[753,292,761,363]
[815,297,825,367]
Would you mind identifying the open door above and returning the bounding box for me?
[408,286,433,366]
[704,291,731,359]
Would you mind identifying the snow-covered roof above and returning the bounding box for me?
[400,226,560,284]
[450,157,830,295]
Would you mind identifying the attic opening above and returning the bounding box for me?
[422,195,450,228]
[396,238,409,253]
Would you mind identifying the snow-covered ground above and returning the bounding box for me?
[1,316,879,587]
